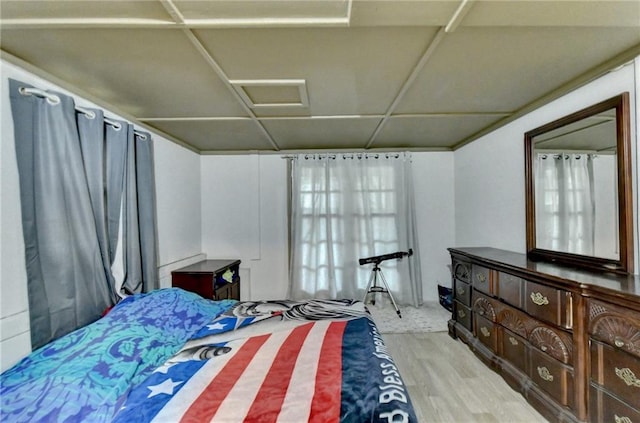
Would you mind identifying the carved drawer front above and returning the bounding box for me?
[525,281,572,329]
[497,271,523,308]
[529,348,574,409]
[454,280,471,307]
[454,300,472,331]
[502,328,528,374]
[452,259,471,283]
[589,383,640,423]
[529,326,573,365]
[475,314,498,353]
[472,264,494,295]
[589,300,640,360]
[472,291,498,323]
[498,306,529,339]
[591,339,640,410]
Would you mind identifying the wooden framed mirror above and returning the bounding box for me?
[525,92,633,274]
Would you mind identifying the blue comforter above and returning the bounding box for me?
[0,288,235,422]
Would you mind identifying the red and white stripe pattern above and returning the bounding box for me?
[151,320,347,423]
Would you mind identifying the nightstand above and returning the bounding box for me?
[171,259,241,301]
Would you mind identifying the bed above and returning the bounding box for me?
[0,288,416,422]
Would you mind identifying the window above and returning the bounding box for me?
[289,154,422,306]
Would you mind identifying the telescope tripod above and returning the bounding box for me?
[363,263,402,318]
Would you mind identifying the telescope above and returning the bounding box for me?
[359,249,413,266]
[360,249,413,318]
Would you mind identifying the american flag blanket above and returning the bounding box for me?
[113,299,417,423]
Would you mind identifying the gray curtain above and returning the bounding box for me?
[122,126,158,293]
[9,79,158,349]
[77,109,120,303]
[9,80,114,349]
[105,123,128,265]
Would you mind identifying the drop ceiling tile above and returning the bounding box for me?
[148,120,275,151]
[173,0,349,21]
[371,115,506,149]
[193,27,438,116]
[261,117,382,150]
[0,29,248,118]
[395,26,640,114]
[350,0,459,26]
[465,1,640,27]
[0,1,173,21]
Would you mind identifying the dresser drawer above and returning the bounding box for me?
[589,300,640,360]
[454,279,471,306]
[475,314,498,353]
[589,383,640,423]
[472,265,494,295]
[591,339,640,409]
[472,291,498,322]
[452,258,471,283]
[454,300,472,331]
[529,325,573,365]
[497,271,523,308]
[502,328,528,374]
[525,281,572,329]
[529,348,574,409]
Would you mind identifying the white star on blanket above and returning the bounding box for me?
[147,378,183,398]
[206,321,227,331]
[153,362,178,374]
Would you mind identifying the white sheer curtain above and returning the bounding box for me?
[535,152,596,255]
[289,152,422,306]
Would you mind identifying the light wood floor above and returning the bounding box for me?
[383,332,548,423]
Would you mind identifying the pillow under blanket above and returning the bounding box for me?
[0,288,235,423]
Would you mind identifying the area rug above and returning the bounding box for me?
[366,301,451,334]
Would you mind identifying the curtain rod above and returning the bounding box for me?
[19,86,148,140]
[281,152,404,159]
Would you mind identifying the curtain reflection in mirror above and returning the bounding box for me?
[535,152,595,256]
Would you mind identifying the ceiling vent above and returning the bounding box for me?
[230,79,309,109]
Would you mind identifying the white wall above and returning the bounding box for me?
[0,59,204,371]
[200,155,290,301]
[454,62,638,271]
[199,152,455,303]
[154,135,204,289]
[412,152,456,299]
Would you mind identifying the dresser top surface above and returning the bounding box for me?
[172,259,241,274]
[449,247,640,300]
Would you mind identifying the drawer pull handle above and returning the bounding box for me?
[614,337,626,348]
[457,309,466,319]
[508,337,519,346]
[480,327,490,337]
[537,366,554,382]
[476,273,487,283]
[615,367,640,388]
[614,415,632,423]
[456,286,465,295]
[540,345,548,352]
[530,292,549,306]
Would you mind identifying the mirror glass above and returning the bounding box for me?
[525,93,633,273]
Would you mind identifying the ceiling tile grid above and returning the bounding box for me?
[0,0,638,153]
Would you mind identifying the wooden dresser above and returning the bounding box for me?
[172,259,241,301]
[448,247,640,423]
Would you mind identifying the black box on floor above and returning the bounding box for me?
[437,285,453,312]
